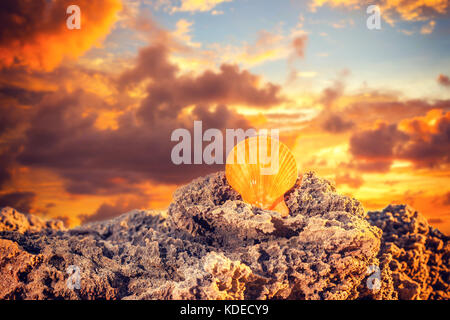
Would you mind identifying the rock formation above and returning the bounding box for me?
[0,172,448,300]
[367,204,449,300]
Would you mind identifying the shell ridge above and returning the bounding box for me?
[225,136,299,215]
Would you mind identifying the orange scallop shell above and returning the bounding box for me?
[225,136,298,217]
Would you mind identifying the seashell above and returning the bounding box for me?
[225,135,298,217]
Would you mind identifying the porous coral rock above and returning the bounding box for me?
[367,204,449,300]
[167,172,384,299]
[0,172,447,300]
[0,207,65,233]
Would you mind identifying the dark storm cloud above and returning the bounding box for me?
[118,42,179,87]
[348,111,450,172]
[0,85,46,105]
[79,197,149,223]
[191,104,249,130]
[15,84,253,193]
[0,82,49,138]
[344,98,450,125]
[62,169,144,195]
[0,157,12,188]
[350,123,409,159]
[0,143,22,188]
[119,40,285,125]
[0,105,20,136]
[0,0,49,44]
[312,72,354,133]
[8,34,281,190]
[321,113,354,133]
[0,10,284,199]
[0,191,35,212]
[399,112,450,167]
[315,73,450,129]
[319,78,345,109]
[0,9,287,198]
[137,63,284,123]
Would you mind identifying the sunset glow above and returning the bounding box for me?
[0,0,449,234]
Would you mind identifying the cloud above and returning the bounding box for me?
[318,72,348,109]
[118,42,179,87]
[0,142,22,188]
[348,110,450,172]
[438,74,450,87]
[215,29,291,69]
[350,122,409,159]
[0,0,122,71]
[0,84,48,140]
[310,0,449,25]
[428,218,444,224]
[171,0,232,13]
[291,35,308,59]
[398,110,450,167]
[286,34,309,83]
[440,192,450,206]
[14,86,255,193]
[331,19,354,29]
[297,71,318,78]
[119,39,285,122]
[79,197,148,223]
[346,122,410,172]
[400,29,415,36]
[335,173,364,189]
[350,160,393,173]
[0,104,21,136]
[307,72,353,133]
[172,19,201,48]
[0,191,35,213]
[321,113,354,133]
[0,14,289,211]
[420,20,436,34]
[338,94,450,126]
[0,163,11,189]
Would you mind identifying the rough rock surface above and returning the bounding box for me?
[0,172,447,300]
[367,205,449,300]
[0,207,65,233]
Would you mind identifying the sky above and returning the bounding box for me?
[0,0,449,234]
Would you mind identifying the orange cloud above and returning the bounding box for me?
[348,109,450,171]
[291,35,308,58]
[335,173,364,189]
[421,20,436,34]
[171,0,232,13]
[438,74,450,87]
[310,0,449,24]
[0,0,122,71]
